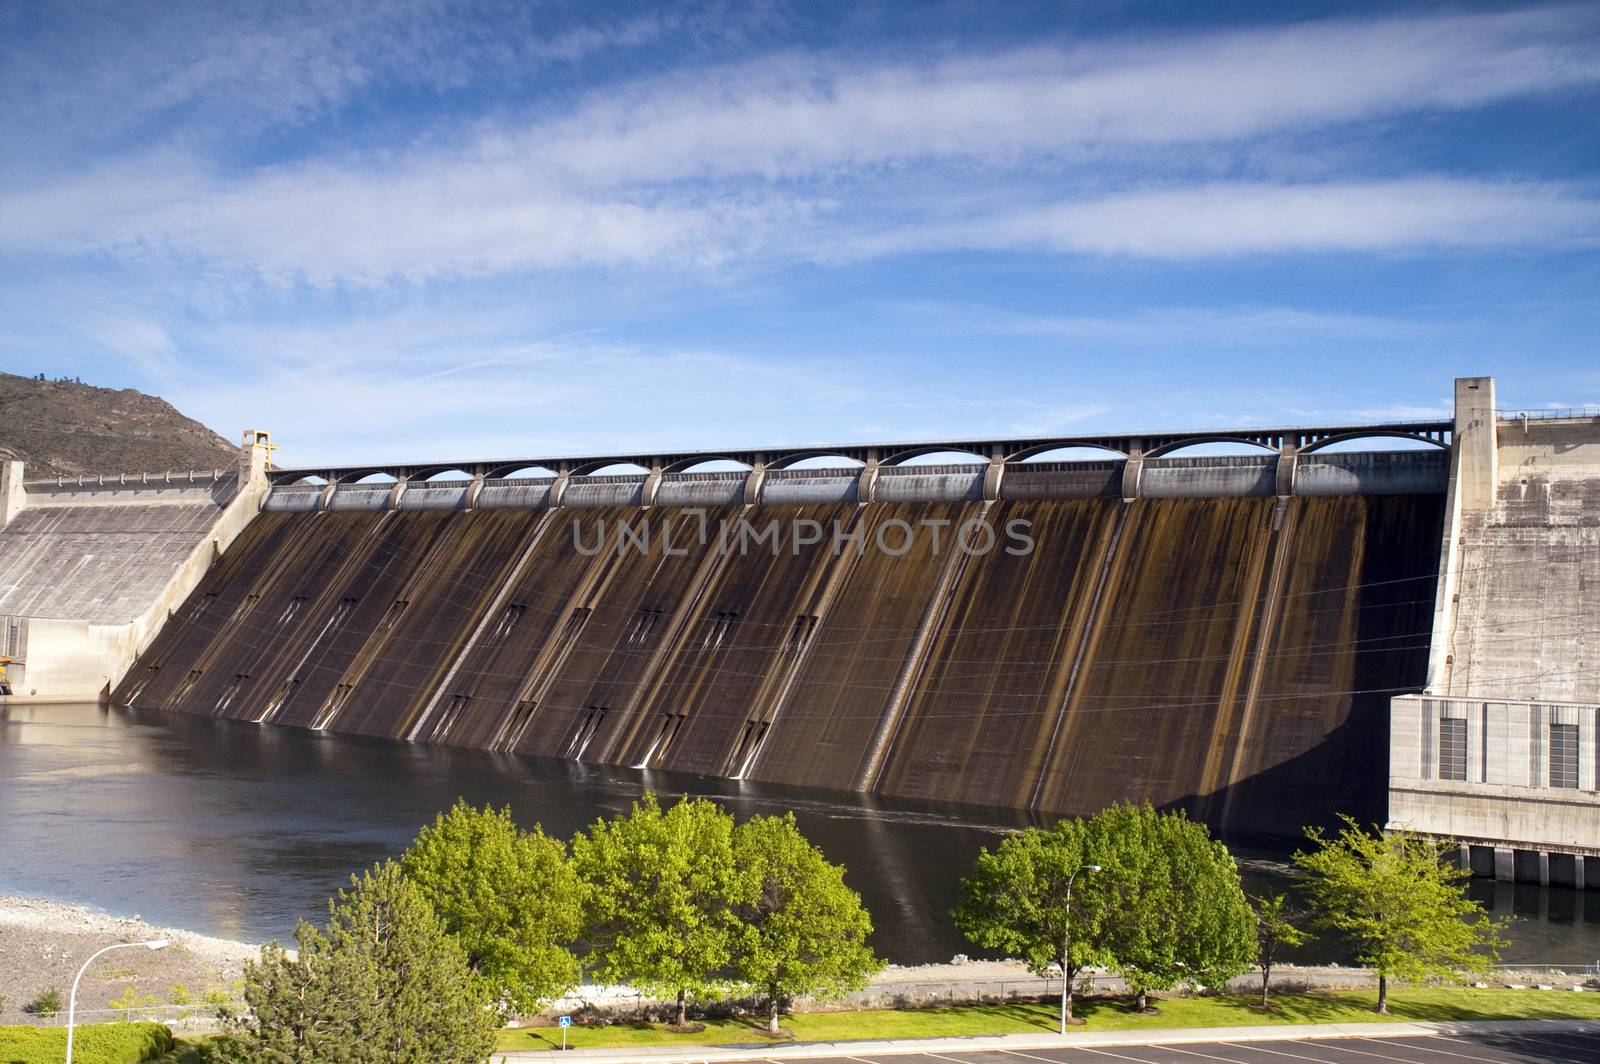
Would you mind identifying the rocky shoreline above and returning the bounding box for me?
[0,895,257,1023]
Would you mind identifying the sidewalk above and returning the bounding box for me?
[496,1017,1600,1063]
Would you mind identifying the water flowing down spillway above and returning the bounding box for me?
[117,494,1443,838]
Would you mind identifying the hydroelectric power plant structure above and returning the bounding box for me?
[1,377,1594,881]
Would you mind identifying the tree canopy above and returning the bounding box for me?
[1294,816,1504,1013]
[218,861,497,1064]
[1091,803,1254,1011]
[400,800,584,1014]
[571,793,742,1027]
[951,814,1103,1030]
[954,802,1254,1025]
[729,813,882,1033]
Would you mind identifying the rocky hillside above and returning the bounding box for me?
[0,372,239,478]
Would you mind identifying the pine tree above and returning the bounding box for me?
[729,813,881,1034]
[218,861,497,1063]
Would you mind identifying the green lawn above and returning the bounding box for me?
[495,988,1600,1052]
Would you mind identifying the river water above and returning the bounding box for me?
[2,703,1595,967]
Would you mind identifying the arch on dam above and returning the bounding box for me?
[768,452,868,470]
[341,470,398,484]
[1007,442,1129,462]
[485,464,558,479]
[880,445,990,466]
[662,456,754,473]
[571,460,652,476]
[1143,436,1281,459]
[1299,429,1450,453]
[409,466,476,482]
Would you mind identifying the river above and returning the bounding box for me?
[2,703,1595,966]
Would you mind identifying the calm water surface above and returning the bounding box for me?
[2,703,1595,966]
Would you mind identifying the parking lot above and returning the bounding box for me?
[759,1031,1600,1064]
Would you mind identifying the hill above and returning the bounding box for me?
[0,372,239,478]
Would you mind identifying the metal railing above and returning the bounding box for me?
[1497,406,1600,422]
[0,1001,244,1030]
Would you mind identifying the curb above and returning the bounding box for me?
[496,1018,1600,1063]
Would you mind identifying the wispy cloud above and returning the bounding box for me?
[531,5,1600,184]
[855,179,1600,260]
[5,6,1599,285]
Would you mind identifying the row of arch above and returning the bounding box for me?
[271,425,1451,486]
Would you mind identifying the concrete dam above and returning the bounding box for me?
[6,377,1593,856]
[102,422,1453,841]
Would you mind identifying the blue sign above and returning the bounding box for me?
[559,1016,571,1028]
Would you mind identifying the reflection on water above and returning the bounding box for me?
[1,703,1595,965]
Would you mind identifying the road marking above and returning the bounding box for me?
[1219,1038,1358,1063]
[1151,1041,1265,1063]
[1050,1045,1170,1063]
[1294,1039,1432,1063]
[1361,1036,1539,1064]
[925,1051,989,1064]
[1493,1032,1600,1063]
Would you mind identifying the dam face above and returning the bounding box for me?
[116,482,1443,839]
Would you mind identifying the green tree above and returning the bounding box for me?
[1251,893,1308,1009]
[1159,809,1256,993]
[571,793,742,1028]
[217,861,497,1063]
[952,816,1105,1032]
[729,813,882,1033]
[400,799,584,1014]
[1090,803,1178,1012]
[1294,817,1504,1014]
[1092,803,1254,1012]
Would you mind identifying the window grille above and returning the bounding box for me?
[1438,717,1467,781]
[1549,722,1579,789]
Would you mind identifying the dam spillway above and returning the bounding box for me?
[113,448,1446,839]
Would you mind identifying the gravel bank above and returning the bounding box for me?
[0,895,260,1024]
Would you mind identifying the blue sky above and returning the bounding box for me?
[2,0,1597,468]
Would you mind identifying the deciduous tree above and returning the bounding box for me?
[400,800,583,1014]
[1251,893,1308,1009]
[729,813,881,1033]
[1294,817,1504,1014]
[952,816,1105,1032]
[571,793,741,1028]
[1091,804,1254,1011]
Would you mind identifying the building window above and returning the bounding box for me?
[1438,717,1468,781]
[1549,722,1579,789]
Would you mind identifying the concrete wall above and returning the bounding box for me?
[0,438,271,701]
[1390,693,1599,859]
[1438,415,1600,703]
[1393,383,1600,861]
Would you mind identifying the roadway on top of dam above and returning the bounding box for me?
[265,418,1453,485]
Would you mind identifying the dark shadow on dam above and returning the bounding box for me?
[117,494,1442,839]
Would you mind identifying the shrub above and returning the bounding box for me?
[25,987,61,1017]
[0,1021,175,1063]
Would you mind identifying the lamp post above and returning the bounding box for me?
[66,938,170,1064]
[1059,863,1101,1035]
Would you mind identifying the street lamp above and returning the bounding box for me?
[1059,864,1101,1034]
[66,938,170,1064]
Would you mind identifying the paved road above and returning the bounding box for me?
[759,1031,1600,1064]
